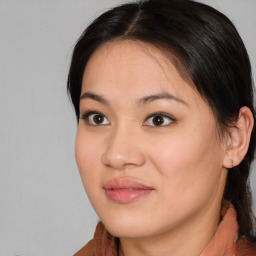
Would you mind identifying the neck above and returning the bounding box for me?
[119,201,221,256]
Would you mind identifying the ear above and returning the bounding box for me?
[223,106,254,168]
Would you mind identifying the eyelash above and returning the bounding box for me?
[79,110,110,126]
[79,110,176,127]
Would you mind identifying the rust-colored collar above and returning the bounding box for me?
[200,202,237,256]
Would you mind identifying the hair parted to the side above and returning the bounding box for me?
[67,0,256,239]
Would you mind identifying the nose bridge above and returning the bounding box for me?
[101,122,145,169]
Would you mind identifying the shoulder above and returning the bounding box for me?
[237,238,256,256]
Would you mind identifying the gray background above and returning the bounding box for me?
[0,0,255,255]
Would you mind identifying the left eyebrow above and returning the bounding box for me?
[80,91,109,105]
[137,92,188,106]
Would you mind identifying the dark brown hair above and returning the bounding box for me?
[67,0,256,238]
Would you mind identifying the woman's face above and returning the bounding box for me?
[76,40,228,238]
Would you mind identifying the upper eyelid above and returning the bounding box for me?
[145,112,175,120]
[80,110,104,119]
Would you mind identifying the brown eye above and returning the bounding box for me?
[93,114,104,124]
[87,113,110,125]
[152,116,164,126]
[144,113,174,127]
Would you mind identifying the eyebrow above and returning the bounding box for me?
[137,92,187,106]
[80,92,109,105]
[80,91,187,106]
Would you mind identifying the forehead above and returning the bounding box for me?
[81,40,200,105]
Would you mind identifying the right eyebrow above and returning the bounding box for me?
[80,92,109,105]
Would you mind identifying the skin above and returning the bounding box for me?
[75,40,253,256]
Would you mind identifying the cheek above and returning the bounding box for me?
[75,128,109,214]
[148,131,205,174]
[147,125,223,198]
[75,127,103,188]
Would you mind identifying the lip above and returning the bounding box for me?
[104,178,154,203]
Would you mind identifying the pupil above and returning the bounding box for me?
[153,116,164,126]
[93,114,103,124]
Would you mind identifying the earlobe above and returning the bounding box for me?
[223,106,254,169]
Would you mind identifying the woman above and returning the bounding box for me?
[67,0,256,255]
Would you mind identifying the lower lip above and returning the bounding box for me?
[105,189,153,203]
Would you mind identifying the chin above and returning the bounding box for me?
[98,213,150,238]
[104,220,149,238]
[99,211,170,239]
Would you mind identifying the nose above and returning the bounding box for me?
[101,126,146,170]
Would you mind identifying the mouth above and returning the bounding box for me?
[103,178,154,203]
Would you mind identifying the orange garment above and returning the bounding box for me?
[74,203,256,256]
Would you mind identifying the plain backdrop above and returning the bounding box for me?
[0,0,255,255]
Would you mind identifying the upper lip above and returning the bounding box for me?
[104,178,154,190]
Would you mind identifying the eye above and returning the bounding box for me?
[143,112,174,127]
[80,111,110,126]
